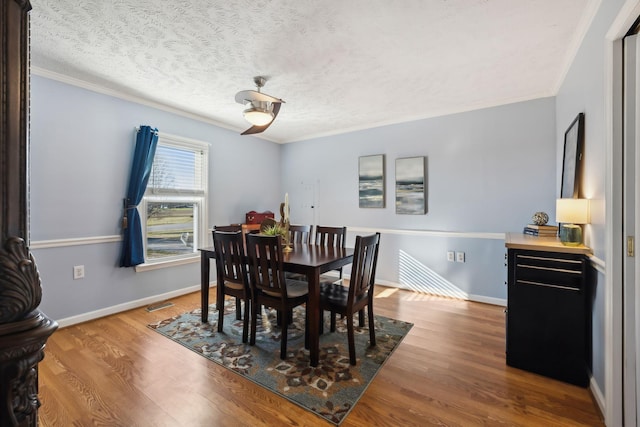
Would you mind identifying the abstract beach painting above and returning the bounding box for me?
[359,155,385,208]
[395,156,427,214]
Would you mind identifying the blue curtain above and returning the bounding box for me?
[120,125,159,267]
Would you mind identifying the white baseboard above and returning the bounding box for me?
[467,294,507,307]
[55,278,506,329]
[590,375,606,420]
[376,279,507,306]
[55,284,202,328]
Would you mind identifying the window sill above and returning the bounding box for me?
[134,255,200,272]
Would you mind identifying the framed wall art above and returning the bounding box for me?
[395,156,427,214]
[561,112,585,198]
[358,154,385,208]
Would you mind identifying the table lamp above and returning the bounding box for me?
[556,198,590,246]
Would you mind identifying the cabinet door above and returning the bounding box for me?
[506,249,589,386]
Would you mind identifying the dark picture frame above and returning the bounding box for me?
[395,156,427,214]
[561,112,585,198]
[358,154,385,208]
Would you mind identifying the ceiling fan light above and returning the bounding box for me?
[243,106,274,126]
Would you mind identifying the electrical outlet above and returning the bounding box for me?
[456,252,465,263]
[447,251,455,262]
[73,265,85,280]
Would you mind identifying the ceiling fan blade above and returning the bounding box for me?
[271,101,282,118]
[235,90,284,105]
[240,102,282,135]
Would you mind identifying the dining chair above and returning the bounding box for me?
[213,225,242,247]
[245,233,309,359]
[315,225,347,285]
[319,232,380,365]
[289,224,312,244]
[284,224,313,282]
[212,230,251,343]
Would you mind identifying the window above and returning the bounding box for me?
[140,133,208,265]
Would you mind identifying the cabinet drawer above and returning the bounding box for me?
[515,253,583,271]
[513,252,584,291]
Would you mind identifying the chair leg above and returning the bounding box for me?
[235,297,242,320]
[358,309,365,327]
[242,299,250,343]
[217,289,224,333]
[319,310,324,335]
[304,308,309,350]
[250,298,258,346]
[280,309,289,359]
[347,314,356,365]
[330,311,337,332]
[368,303,376,347]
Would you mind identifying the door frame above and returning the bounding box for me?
[606,1,640,425]
[622,32,639,427]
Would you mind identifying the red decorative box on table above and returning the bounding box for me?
[245,211,274,224]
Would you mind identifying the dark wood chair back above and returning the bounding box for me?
[212,231,247,288]
[245,233,309,359]
[348,232,381,306]
[319,232,381,364]
[213,225,244,252]
[245,233,288,299]
[315,225,346,248]
[212,230,251,342]
[289,224,312,244]
[314,225,347,282]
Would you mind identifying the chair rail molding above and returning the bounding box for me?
[346,226,505,240]
[30,235,122,249]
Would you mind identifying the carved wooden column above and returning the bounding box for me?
[0,1,58,426]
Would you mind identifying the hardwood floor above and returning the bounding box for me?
[38,286,604,426]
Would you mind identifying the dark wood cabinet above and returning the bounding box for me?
[505,233,592,387]
[1,1,58,425]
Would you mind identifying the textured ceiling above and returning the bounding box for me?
[29,0,600,143]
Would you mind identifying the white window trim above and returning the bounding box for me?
[135,131,209,270]
[134,255,199,272]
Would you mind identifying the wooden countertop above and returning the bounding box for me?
[505,232,592,255]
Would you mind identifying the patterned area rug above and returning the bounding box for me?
[148,301,412,425]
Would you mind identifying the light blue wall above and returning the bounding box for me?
[554,0,626,395]
[30,80,557,318]
[30,76,282,320]
[283,98,556,232]
[281,98,557,301]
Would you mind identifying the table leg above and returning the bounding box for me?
[308,269,320,367]
[201,251,210,322]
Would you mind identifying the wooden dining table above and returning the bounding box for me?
[199,243,354,367]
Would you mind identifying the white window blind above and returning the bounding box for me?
[148,143,205,194]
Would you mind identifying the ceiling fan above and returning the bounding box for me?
[235,76,285,135]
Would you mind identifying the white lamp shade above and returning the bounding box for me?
[556,198,590,224]
[243,106,274,126]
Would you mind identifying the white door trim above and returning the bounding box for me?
[623,32,640,427]
[606,2,640,425]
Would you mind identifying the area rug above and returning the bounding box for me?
[148,301,412,425]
